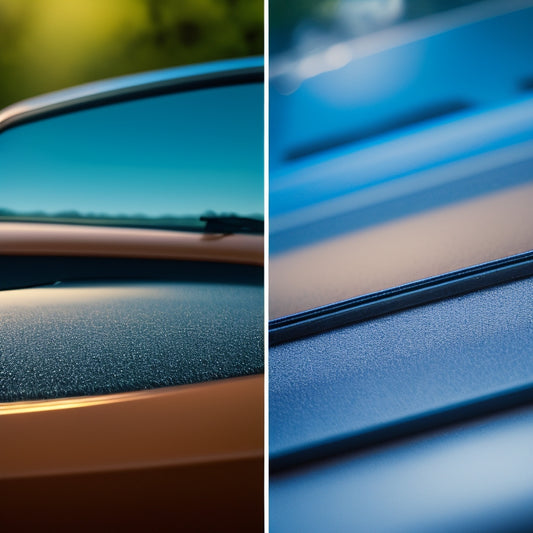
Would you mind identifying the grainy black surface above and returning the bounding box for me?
[0,281,263,402]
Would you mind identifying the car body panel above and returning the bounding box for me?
[270,276,533,460]
[0,374,263,478]
[271,401,533,533]
[0,363,263,529]
[269,0,533,320]
[0,222,263,265]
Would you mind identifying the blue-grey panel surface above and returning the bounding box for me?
[270,276,533,457]
[270,404,533,533]
[0,281,263,402]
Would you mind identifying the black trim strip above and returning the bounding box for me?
[0,67,263,134]
[270,380,533,473]
[284,100,472,162]
[0,256,263,292]
[269,249,533,345]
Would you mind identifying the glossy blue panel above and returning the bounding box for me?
[271,404,533,532]
[270,3,533,173]
[270,3,533,257]
[270,98,533,223]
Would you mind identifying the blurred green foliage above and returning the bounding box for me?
[0,0,263,109]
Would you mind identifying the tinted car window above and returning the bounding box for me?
[1,83,263,231]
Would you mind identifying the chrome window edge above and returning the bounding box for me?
[0,56,263,134]
[269,249,533,345]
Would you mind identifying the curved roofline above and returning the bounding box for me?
[0,56,263,134]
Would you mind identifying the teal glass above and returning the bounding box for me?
[0,83,263,232]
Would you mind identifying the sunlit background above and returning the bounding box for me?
[0,0,263,109]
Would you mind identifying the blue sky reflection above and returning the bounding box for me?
[1,82,263,227]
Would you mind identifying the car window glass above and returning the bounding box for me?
[0,83,263,232]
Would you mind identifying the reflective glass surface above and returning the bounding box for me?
[1,82,263,232]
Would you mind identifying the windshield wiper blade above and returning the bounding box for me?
[200,215,263,234]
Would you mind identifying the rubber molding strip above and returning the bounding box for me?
[269,249,533,345]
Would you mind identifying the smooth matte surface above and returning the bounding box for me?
[271,403,533,533]
[0,281,263,402]
[270,276,533,457]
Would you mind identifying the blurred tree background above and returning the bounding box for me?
[0,0,263,109]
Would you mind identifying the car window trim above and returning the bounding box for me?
[269,249,533,345]
[0,57,263,134]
